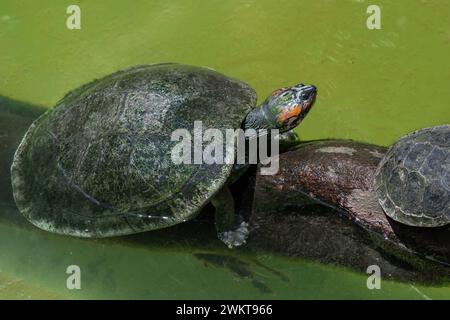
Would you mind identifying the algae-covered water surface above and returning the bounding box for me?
[0,0,449,299]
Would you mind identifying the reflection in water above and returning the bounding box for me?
[194,252,290,294]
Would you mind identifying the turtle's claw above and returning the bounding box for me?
[219,221,249,248]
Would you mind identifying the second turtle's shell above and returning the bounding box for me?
[374,125,450,227]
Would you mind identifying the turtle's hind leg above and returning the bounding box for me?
[211,187,249,248]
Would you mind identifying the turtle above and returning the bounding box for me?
[10,63,317,248]
[248,136,450,275]
[374,125,450,227]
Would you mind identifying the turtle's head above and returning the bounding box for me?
[262,84,317,133]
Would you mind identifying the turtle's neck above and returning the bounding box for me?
[243,103,274,131]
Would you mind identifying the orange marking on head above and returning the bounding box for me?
[278,104,302,123]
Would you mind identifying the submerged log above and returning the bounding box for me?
[0,96,45,206]
[248,140,450,283]
[1,98,448,284]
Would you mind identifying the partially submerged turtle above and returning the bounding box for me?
[269,125,449,230]
[11,63,317,247]
[251,126,449,269]
[375,125,450,227]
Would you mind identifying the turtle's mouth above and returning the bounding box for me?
[301,86,317,114]
[303,93,316,111]
[302,86,317,104]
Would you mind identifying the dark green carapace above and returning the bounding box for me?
[11,64,256,238]
[11,63,317,247]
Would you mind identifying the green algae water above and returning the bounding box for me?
[0,0,449,299]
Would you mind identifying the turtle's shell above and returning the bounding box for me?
[374,125,450,227]
[11,64,256,237]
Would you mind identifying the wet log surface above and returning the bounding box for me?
[248,140,450,283]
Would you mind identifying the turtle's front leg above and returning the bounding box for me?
[211,187,249,248]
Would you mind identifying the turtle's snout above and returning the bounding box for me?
[298,85,317,101]
[306,85,317,94]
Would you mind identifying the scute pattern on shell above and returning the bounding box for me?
[11,64,257,237]
[374,125,450,227]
